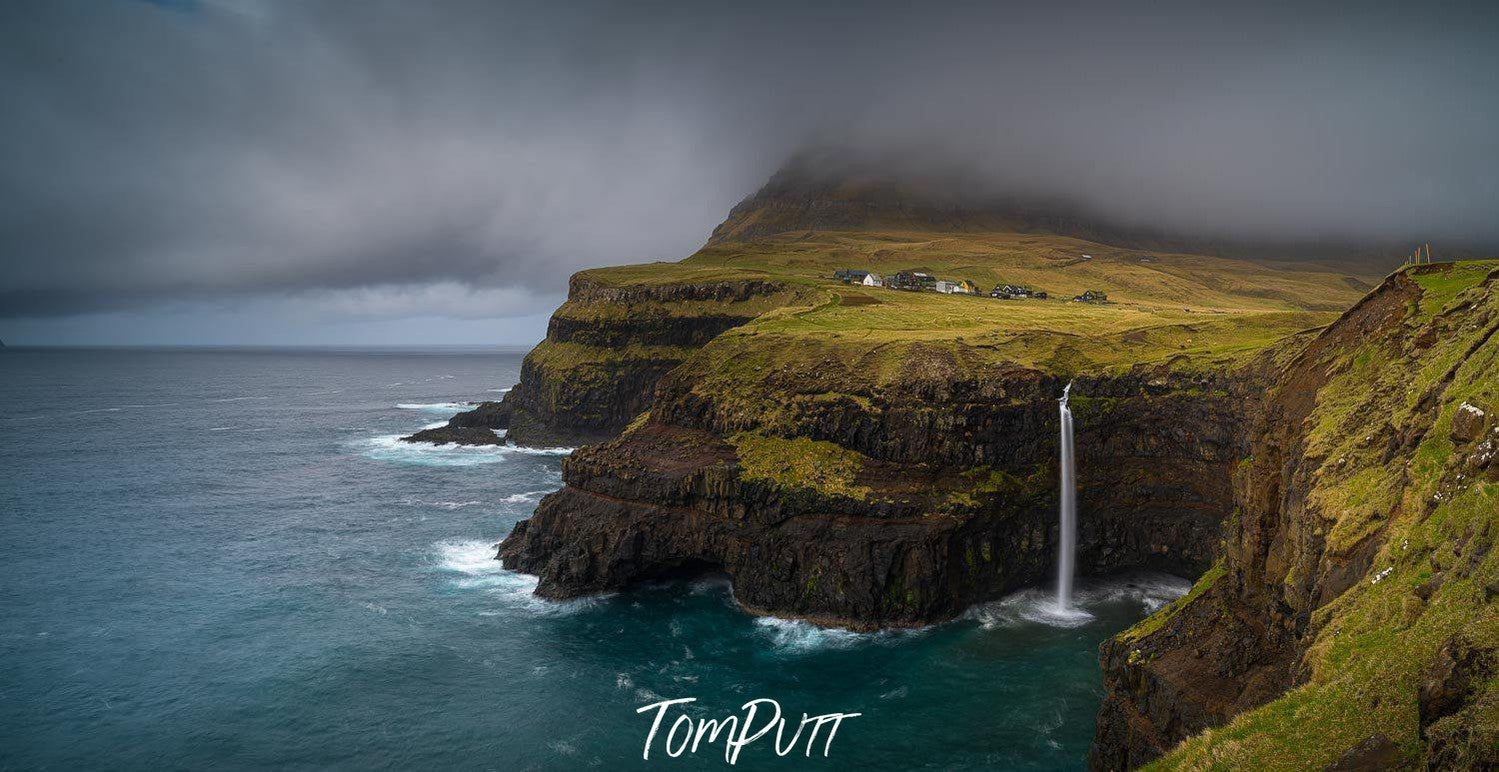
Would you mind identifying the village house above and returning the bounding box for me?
[833,269,871,284]
[955,279,981,295]
[1073,289,1109,303]
[861,273,884,287]
[990,283,1047,299]
[934,279,960,294]
[890,270,936,291]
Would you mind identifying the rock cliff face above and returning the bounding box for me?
[1091,264,1498,770]
[500,346,1259,628]
[405,272,814,447]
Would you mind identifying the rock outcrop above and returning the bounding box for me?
[401,401,510,445]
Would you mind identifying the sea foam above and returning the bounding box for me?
[500,490,552,505]
[396,402,473,413]
[354,434,571,467]
[751,616,924,654]
[434,539,599,614]
[964,573,1191,629]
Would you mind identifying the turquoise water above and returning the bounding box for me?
[0,348,1186,770]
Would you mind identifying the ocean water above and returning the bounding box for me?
[0,348,1187,770]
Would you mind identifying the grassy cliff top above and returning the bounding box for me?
[684,229,1377,312]
[580,229,1377,305]
[567,229,1385,376]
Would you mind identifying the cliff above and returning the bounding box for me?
[1091,262,1498,770]
[500,361,1256,628]
[405,267,817,447]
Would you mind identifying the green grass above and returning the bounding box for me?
[1151,485,1497,771]
[1120,559,1225,644]
[528,340,696,371]
[729,431,873,501]
[684,229,1377,313]
[1409,261,1495,320]
[647,228,1379,383]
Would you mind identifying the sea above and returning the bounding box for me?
[0,347,1188,770]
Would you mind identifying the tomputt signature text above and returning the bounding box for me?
[637,697,862,764]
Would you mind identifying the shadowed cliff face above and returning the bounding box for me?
[498,355,1257,629]
[1091,264,1499,770]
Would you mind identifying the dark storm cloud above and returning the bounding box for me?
[2,0,1497,320]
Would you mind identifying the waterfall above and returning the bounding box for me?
[1057,382,1077,609]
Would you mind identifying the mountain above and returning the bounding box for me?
[707,149,1477,270]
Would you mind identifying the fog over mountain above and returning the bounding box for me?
[2,0,1496,344]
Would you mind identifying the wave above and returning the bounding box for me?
[751,616,926,654]
[396,497,489,510]
[396,402,474,413]
[965,590,1097,628]
[9,401,179,421]
[500,490,553,505]
[1074,573,1192,613]
[434,540,601,614]
[353,434,571,467]
[486,387,513,393]
[964,573,1191,629]
[400,499,487,511]
[435,500,485,510]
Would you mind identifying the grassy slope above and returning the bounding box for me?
[542,230,1379,448]
[601,232,1375,418]
[1140,262,1498,770]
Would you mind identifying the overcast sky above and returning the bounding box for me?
[3,0,1497,345]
